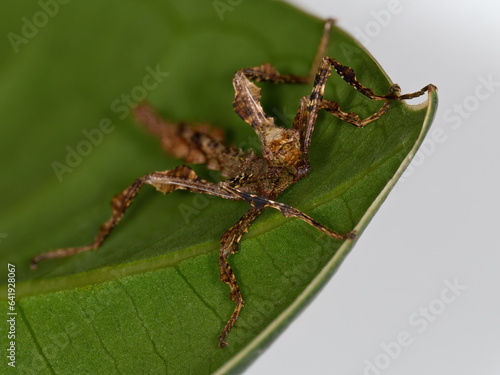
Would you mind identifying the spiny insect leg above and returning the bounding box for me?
[326,56,434,101]
[298,56,434,167]
[31,166,240,269]
[320,98,392,128]
[231,19,335,132]
[30,177,145,270]
[218,208,263,349]
[238,19,334,85]
[221,186,355,241]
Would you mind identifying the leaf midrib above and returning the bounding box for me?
[5,139,405,300]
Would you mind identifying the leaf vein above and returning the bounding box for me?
[118,282,169,372]
[17,303,57,375]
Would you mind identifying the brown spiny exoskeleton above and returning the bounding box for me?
[31,19,435,348]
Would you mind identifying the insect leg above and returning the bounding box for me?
[218,208,263,349]
[238,19,335,86]
[232,19,335,132]
[221,185,355,242]
[297,56,436,168]
[31,165,240,269]
[319,97,392,128]
[326,56,435,101]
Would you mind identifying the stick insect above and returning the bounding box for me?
[31,19,435,348]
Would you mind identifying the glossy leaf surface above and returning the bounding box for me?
[0,1,437,373]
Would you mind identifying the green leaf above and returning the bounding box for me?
[0,0,437,374]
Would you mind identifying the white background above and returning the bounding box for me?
[247,1,500,374]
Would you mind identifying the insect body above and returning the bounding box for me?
[31,19,435,348]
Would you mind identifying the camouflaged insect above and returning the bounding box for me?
[32,19,435,348]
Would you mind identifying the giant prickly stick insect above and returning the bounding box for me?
[31,19,435,348]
